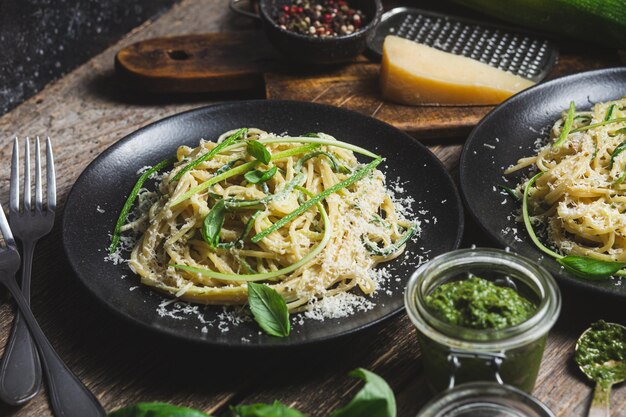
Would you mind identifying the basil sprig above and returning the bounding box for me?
[201,199,226,248]
[245,166,278,184]
[330,369,396,417]
[107,402,211,417]
[247,140,271,165]
[232,401,306,417]
[247,282,290,337]
[522,172,626,280]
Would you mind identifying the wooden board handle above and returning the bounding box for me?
[115,32,282,93]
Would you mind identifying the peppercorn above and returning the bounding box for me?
[273,0,367,38]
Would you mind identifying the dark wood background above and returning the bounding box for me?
[0,0,624,416]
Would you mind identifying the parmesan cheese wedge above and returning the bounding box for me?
[380,35,536,105]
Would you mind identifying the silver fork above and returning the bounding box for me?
[0,139,104,416]
[0,137,52,404]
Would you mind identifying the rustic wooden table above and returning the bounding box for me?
[0,0,624,416]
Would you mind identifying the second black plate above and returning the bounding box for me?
[460,68,626,298]
[63,100,463,347]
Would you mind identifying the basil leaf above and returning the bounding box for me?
[609,140,626,168]
[302,132,320,137]
[247,282,290,337]
[107,402,211,417]
[247,140,271,165]
[557,256,626,280]
[202,199,226,248]
[245,166,278,184]
[231,401,306,417]
[330,368,396,417]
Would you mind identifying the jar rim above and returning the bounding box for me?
[404,248,561,351]
[416,381,555,417]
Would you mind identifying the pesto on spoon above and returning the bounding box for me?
[575,321,626,417]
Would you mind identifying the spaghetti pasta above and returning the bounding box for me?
[506,98,626,262]
[123,129,418,312]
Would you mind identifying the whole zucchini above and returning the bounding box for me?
[451,0,626,48]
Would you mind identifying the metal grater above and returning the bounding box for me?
[366,7,558,83]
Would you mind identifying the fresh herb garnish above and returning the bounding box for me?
[497,184,520,202]
[609,140,626,169]
[108,368,396,417]
[201,199,226,248]
[107,402,211,417]
[557,256,626,280]
[173,128,247,182]
[251,157,383,243]
[109,158,173,253]
[552,101,576,148]
[231,401,306,417]
[244,166,278,184]
[330,368,396,417]
[247,140,271,165]
[247,282,290,337]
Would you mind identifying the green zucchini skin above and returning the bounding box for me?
[451,0,626,47]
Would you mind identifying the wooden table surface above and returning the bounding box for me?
[0,0,624,416]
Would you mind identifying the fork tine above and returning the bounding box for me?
[35,137,43,211]
[10,137,19,213]
[23,137,31,212]
[46,137,56,212]
[0,203,16,248]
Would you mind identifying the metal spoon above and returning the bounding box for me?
[575,322,626,417]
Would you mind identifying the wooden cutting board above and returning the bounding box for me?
[115,31,621,140]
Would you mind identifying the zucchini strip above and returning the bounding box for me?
[109,158,173,253]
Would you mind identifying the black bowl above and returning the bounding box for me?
[232,0,382,65]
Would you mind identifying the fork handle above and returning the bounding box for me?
[0,241,42,405]
[2,278,105,417]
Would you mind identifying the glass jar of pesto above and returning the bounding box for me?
[405,248,561,393]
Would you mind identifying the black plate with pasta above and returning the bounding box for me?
[62,100,463,347]
[460,68,626,298]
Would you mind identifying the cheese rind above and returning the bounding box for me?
[380,35,536,105]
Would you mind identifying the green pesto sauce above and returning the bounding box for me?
[425,277,537,330]
[575,320,626,383]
